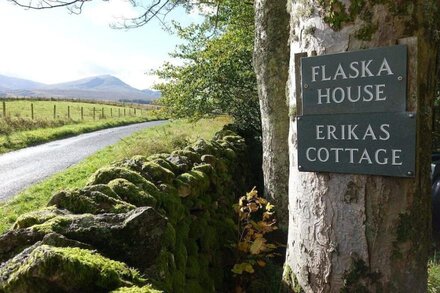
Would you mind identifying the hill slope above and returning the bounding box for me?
[0,74,160,102]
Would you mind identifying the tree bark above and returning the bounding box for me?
[283,1,439,291]
[254,0,290,229]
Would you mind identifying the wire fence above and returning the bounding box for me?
[0,100,161,121]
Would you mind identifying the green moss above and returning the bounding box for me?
[152,250,175,292]
[184,279,204,293]
[158,190,186,224]
[174,170,210,198]
[189,216,208,240]
[174,178,192,198]
[163,223,176,250]
[12,206,70,230]
[191,139,217,155]
[428,260,440,292]
[213,129,237,140]
[142,162,175,184]
[0,245,147,292]
[186,255,201,279]
[30,214,79,234]
[172,270,186,293]
[185,239,199,256]
[85,184,120,199]
[171,150,201,164]
[192,164,215,176]
[289,106,297,117]
[47,188,135,214]
[282,265,304,293]
[175,241,188,271]
[117,155,149,174]
[108,179,158,208]
[111,285,163,293]
[87,167,160,198]
[200,225,218,253]
[354,23,378,41]
[150,158,178,174]
[146,153,171,161]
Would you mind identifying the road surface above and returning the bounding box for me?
[0,120,166,201]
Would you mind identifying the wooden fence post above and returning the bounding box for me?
[93,107,96,120]
[31,103,34,120]
[2,101,5,118]
[101,107,104,119]
[67,106,70,119]
[53,105,56,119]
[111,108,113,117]
[81,107,84,120]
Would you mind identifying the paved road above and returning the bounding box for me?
[0,120,166,201]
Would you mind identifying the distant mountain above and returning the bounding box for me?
[0,74,45,90]
[0,74,160,102]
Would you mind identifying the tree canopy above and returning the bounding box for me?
[155,0,260,134]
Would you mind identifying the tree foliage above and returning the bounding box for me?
[155,0,261,134]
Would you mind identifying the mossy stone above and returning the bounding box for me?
[192,164,215,176]
[166,154,192,174]
[147,153,171,161]
[163,223,176,250]
[142,162,175,184]
[213,129,237,140]
[108,179,158,208]
[191,139,217,155]
[175,170,210,198]
[0,245,147,292]
[200,225,218,253]
[117,155,149,174]
[223,148,237,160]
[172,270,186,293]
[189,216,208,240]
[159,191,186,224]
[85,184,120,199]
[12,207,70,230]
[87,167,160,198]
[48,189,135,214]
[201,154,217,167]
[151,158,178,174]
[151,250,175,293]
[184,279,204,293]
[171,150,201,165]
[111,285,163,293]
[174,241,188,271]
[185,239,199,256]
[185,255,200,279]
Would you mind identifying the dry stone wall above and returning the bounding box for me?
[0,128,251,293]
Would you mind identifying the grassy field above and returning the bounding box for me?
[0,99,162,153]
[0,117,230,234]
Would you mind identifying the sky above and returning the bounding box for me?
[0,0,202,89]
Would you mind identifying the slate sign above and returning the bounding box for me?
[297,44,415,177]
[301,45,407,115]
[297,112,416,177]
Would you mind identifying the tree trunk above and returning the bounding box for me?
[254,0,290,229]
[283,1,439,291]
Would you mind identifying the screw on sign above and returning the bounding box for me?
[297,45,416,177]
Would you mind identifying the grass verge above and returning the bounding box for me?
[0,117,230,233]
[0,116,160,154]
